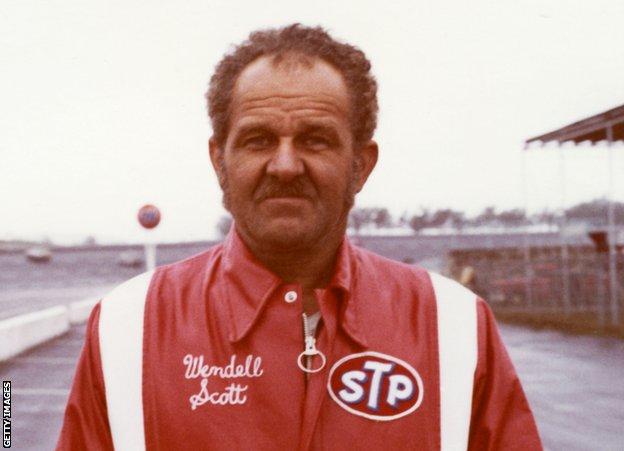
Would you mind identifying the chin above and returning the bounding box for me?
[262,228,314,249]
[251,221,322,251]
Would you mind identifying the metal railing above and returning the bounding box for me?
[449,246,623,331]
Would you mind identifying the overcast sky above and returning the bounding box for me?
[2,0,624,244]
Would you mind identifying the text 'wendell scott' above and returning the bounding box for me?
[183,354,264,410]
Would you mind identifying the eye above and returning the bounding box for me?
[300,135,331,150]
[242,134,274,150]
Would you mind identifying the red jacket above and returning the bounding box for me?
[57,230,541,450]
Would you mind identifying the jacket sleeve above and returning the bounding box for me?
[56,302,114,450]
[467,298,542,450]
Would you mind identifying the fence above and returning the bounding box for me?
[448,245,624,334]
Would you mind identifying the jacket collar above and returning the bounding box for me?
[221,226,368,347]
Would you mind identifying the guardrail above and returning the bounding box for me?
[0,298,98,362]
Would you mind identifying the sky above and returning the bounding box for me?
[2,0,624,244]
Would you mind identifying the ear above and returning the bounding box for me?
[353,140,378,193]
[209,137,226,188]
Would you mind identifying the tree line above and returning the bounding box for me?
[347,199,624,234]
[216,198,624,237]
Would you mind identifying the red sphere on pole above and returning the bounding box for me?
[138,204,161,229]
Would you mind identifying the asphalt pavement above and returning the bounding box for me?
[0,326,84,450]
[503,324,624,451]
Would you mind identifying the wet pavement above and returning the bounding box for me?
[503,324,624,451]
[0,326,84,450]
[0,322,622,450]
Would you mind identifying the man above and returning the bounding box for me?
[57,24,541,450]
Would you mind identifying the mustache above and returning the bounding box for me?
[254,177,316,201]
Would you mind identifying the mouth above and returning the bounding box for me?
[258,196,312,212]
[262,196,309,203]
[258,191,310,200]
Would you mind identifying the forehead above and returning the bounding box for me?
[229,55,350,126]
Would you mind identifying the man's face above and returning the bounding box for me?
[210,55,376,252]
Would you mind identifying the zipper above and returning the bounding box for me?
[297,313,326,374]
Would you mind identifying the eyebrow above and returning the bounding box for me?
[233,118,341,136]
[296,123,341,142]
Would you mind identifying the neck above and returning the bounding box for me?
[239,229,344,292]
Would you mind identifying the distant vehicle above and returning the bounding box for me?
[117,251,144,268]
[25,246,52,263]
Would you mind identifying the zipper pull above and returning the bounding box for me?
[297,313,326,374]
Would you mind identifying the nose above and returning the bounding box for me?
[266,138,304,181]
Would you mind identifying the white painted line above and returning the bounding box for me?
[0,306,70,362]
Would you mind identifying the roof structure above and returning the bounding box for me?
[522,102,623,327]
[525,104,624,145]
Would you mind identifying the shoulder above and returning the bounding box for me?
[428,271,477,306]
[100,243,224,316]
[350,245,479,308]
[99,271,155,353]
[105,243,223,300]
[431,271,478,343]
[101,271,155,310]
[152,243,224,291]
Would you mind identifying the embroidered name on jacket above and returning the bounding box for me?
[183,354,264,410]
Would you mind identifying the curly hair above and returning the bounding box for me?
[206,24,378,149]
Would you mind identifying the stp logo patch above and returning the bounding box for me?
[327,351,424,421]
